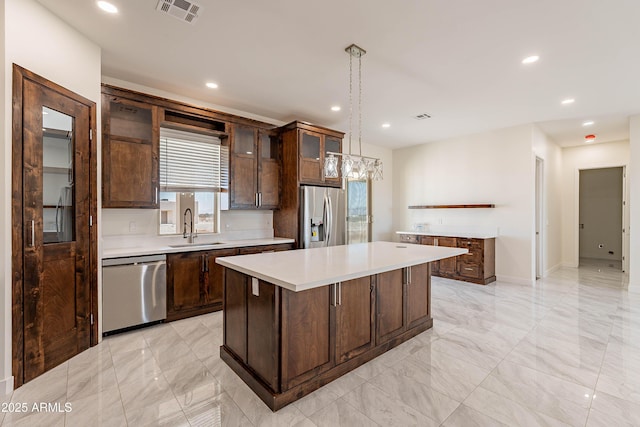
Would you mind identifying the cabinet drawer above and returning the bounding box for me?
[458,250,481,263]
[399,234,419,244]
[458,262,482,279]
[457,238,483,249]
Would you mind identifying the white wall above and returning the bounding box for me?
[561,140,630,269]
[579,168,623,260]
[629,116,640,292]
[2,0,102,394]
[532,125,563,275]
[392,124,535,285]
[359,142,393,241]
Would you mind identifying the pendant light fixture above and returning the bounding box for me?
[324,44,383,181]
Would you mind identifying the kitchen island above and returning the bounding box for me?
[216,241,467,411]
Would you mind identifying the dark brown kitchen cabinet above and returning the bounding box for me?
[102,93,159,208]
[435,237,458,275]
[376,263,431,344]
[221,262,432,410]
[406,263,431,329]
[407,233,496,285]
[224,274,376,393]
[375,269,406,344]
[166,248,237,321]
[230,125,281,209]
[274,121,344,245]
[334,277,375,364]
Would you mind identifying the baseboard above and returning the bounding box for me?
[561,261,579,268]
[0,376,14,396]
[495,275,534,286]
[544,263,562,276]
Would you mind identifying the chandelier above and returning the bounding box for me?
[324,44,383,181]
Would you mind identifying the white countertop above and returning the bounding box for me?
[102,237,295,259]
[216,241,467,292]
[396,231,497,239]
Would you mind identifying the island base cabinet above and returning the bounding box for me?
[281,286,334,390]
[220,263,433,411]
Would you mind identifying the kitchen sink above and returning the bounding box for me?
[169,242,225,249]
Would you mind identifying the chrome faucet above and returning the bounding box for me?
[183,208,197,243]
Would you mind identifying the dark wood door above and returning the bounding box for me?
[280,286,334,390]
[204,249,237,306]
[257,130,280,208]
[298,130,323,185]
[167,252,203,316]
[247,280,279,391]
[230,125,258,208]
[437,237,458,275]
[406,263,431,329]
[19,74,93,384]
[102,96,158,208]
[335,277,374,364]
[420,235,439,274]
[375,269,406,344]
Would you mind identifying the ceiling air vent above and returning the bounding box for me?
[156,0,202,24]
[413,113,432,120]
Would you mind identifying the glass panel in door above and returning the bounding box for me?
[346,179,371,244]
[42,107,74,243]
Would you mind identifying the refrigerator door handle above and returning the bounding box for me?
[324,194,332,246]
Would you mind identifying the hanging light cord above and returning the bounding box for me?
[358,52,362,157]
[348,50,353,156]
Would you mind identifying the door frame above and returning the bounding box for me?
[574,165,627,270]
[11,64,98,388]
[535,157,544,279]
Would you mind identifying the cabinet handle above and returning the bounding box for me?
[409,266,412,285]
[29,220,35,247]
[205,256,209,272]
[338,282,342,306]
[258,192,262,207]
[155,186,159,204]
[255,193,259,208]
[201,255,205,272]
[434,238,439,246]
[332,284,337,307]
[464,267,474,271]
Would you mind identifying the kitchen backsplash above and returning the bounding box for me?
[101,209,274,251]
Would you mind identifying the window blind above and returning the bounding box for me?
[159,128,229,192]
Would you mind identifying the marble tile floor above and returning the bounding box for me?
[2,260,638,426]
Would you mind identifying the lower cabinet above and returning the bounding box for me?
[221,263,431,410]
[376,264,431,344]
[167,248,237,321]
[415,234,496,285]
[167,243,294,322]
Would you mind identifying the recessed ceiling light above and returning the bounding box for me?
[97,1,118,14]
[382,123,391,128]
[205,82,218,89]
[331,106,341,112]
[522,55,539,64]
[582,120,594,126]
[561,98,575,105]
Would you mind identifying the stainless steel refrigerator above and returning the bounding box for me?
[300,185,346,248]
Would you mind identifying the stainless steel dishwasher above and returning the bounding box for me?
[102,254,167,334]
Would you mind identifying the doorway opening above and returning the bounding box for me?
[578,167,624,271]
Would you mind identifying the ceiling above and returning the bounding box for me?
[36,0,640,149]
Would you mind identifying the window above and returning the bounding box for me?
[159,128,228,235]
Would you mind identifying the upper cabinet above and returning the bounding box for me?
[279,121,344,188]
[102,93,159,208]
[229,125,281,209]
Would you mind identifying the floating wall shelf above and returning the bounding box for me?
[408,204,495,209]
